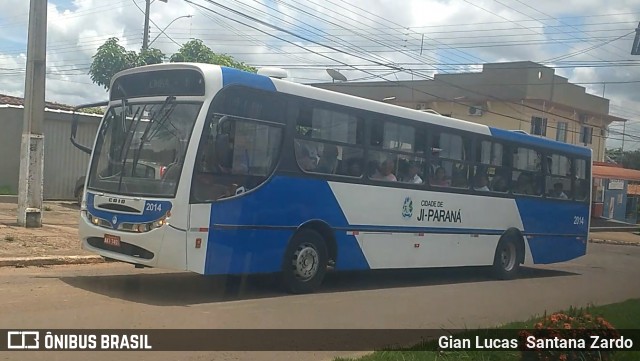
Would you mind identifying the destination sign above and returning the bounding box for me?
[110,69,205,100]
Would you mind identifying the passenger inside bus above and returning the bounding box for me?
[430,167,450,187]
[513,173,535,195]
[402,162,423,184]
[316,144,339,174]
[473,174,490,191]
[490,175,508,192]
[371,159,397,182]
[346,158,363,177]
[550,182,569,199]
[295,141,317,171]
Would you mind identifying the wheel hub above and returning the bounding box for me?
[500,243,517,271]
[292,243,319,281]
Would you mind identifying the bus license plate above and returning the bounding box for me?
[104,234,121,247]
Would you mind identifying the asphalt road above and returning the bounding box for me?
[1,243,639,361]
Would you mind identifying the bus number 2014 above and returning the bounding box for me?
[573,216,585,225]
[146,203,162,212]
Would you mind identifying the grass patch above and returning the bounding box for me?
[3,235,15,242]
[0,185,14,195]
[336,299,640,361]
[43,205,52,211]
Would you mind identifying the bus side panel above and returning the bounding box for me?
[204,228,292,275]
[515,197,589,264]
[329,181,530,269]
[203,176,371,275]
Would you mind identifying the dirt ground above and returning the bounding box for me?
[0,201,90,258]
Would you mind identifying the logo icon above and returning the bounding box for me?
[7,331,39,349]
[112,215,118,226]
[402,197,413,219]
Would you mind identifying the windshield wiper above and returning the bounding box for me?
[131,96,176,174]
[116,105,146,191]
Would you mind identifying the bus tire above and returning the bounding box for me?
[280,229,328,294]
[492,236,521,280]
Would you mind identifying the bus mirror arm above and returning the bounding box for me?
[70,101,108,154]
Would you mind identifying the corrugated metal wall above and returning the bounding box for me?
[42,111,101,200]
[0,106,101,200]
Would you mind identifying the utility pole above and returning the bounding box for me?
[17,0,47,228]
[142,0,151,50]
[631,22,640,55]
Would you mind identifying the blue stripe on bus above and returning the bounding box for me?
[489,127,592,157]
[515,197,589,263]
[204,176,370,275]
[525,236,587,264]
[220,67,276,91]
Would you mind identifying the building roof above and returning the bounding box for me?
[0,93,75,111]
[593,164,640,182]
[312,61,627,125]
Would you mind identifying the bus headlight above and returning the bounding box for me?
[86,212,98,225]
[118,217,168,233]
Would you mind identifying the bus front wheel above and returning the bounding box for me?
[492,236,521,280]
[280,229,328,294]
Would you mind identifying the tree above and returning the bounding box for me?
[88,38,165,90]
[169,39,256,73]
[89,38,256,90]
[605,147,640,170]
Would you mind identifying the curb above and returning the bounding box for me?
[0,255,107,268]
[589,239,640,247]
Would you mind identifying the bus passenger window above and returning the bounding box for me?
[431,132,471,189]
[545,154,572,199]
[511,147,542,196]
[574,158,589,201]
[191,115,283,202]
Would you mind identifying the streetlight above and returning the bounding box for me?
[148,15,192,48]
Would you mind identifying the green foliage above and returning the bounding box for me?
[606,147,640,170]
[169,39,257,72]
[80,107,106,115]
[88,37,166,90]
[137,48,165,66]
[0,185,14,195]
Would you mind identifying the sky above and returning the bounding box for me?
[0,0,640,149]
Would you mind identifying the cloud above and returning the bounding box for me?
[0,0,638,150]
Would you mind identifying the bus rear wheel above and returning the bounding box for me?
[492,236,521,280]
[280,229,328,294]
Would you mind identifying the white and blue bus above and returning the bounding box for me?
[71,63,592,293]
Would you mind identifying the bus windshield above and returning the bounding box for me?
[87,100,202,198]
